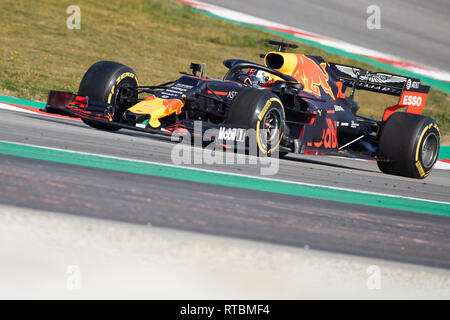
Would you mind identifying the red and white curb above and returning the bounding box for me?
[0,102,80,121]
[435,160,450,170]
[0,102,37,114]
[1,101,449,170]
[179,0,450,83]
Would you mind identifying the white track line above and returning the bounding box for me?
[0,102,36,114]
[1,139,449,206]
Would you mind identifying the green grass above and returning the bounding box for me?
[0,0,449,137]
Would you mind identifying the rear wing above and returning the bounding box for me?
[328,63,430,120]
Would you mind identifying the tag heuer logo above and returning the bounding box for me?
[406,79,412,90]
[406,79,420,90]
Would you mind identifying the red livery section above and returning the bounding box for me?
[401,91,428,115]
[382,90,429,121]
[293,55,335,100]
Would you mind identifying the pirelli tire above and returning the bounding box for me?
[78,61,138,131]
[227,88,285,156]
[376,112,440,179]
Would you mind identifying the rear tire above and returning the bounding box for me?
[227,88,285,156]
[78,61,138,131]
[376,112,440,178]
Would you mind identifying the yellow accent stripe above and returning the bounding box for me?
[256,97,285,154]
[415,160,426,177]
[415,123,433,177]
[107,72,138,104]
[415,123,432,162]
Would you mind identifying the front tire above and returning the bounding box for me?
[78,61,138,131]
[227,88,285,156]
[376,112,440,178]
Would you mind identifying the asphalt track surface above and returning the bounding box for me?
[1,108,450,268]
[200,0,450,71]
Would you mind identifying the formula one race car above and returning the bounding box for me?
[45,40,440,178]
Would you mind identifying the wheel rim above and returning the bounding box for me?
[113,78,136,108]
[260,108,281,149]
[112,78,137,120]
[421,132,438,169]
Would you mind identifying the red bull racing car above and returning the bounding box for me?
[45,40,440,178]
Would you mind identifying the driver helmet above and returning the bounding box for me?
[245,69,273,88]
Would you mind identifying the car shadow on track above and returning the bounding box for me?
[281,154,379,173]
[24,114,85,128]
[117,130,177,143]
[26,113,178,142]
[26,112,377,173]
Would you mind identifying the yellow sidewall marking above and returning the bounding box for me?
[415,123,432,162]
[434,123,441,137]
[256,97,285,154]
[415,123,433,177]
[107,85,115,104]
[107,72,138,104]
[415,160,426,177]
